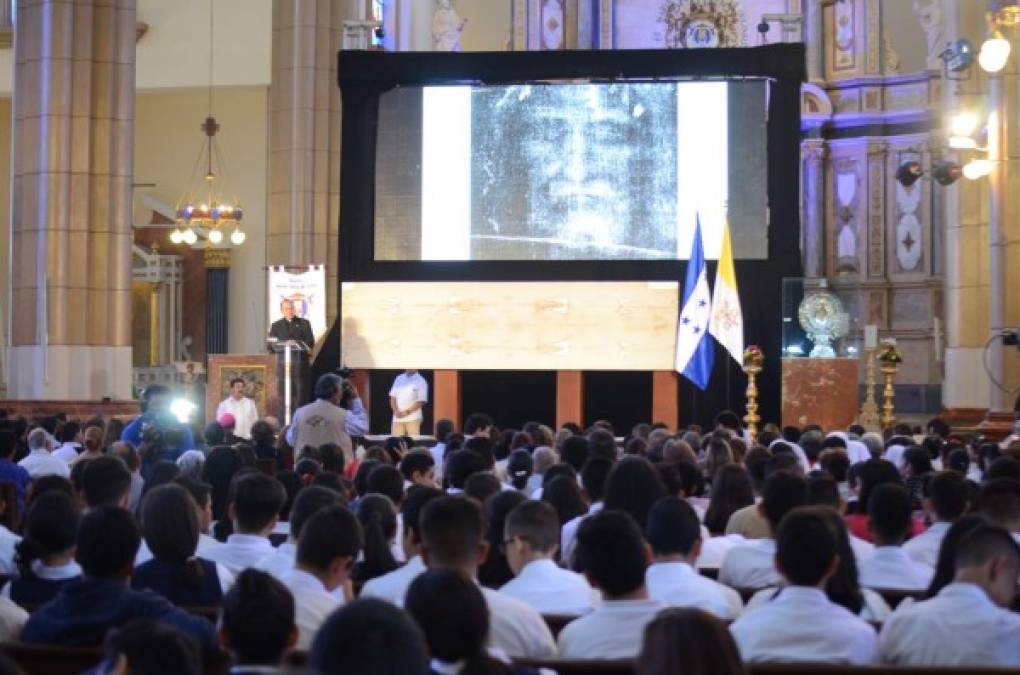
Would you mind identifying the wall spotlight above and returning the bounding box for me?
[895,161,924,187]
[931,161,963,186]
[963,158,993,180]
[940,38,975,74]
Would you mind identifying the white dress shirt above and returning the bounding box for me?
[0,526,19,576]
[718,538,781,589]
[499,559,599,616]
[557,598,663,660]
[1,560,80,598]
[559,502,603,567]
[859,546,933,591]
[359,555,426,607]
[389,372,428,424]
[481,586,557,659]
[18,448,70,479]
[52,442,81,463]
[696,533,747,570]
[0,596,27,642]
[280,568,341,650]
[255,541,296,580]
[127,471,145,514]
[203,533,276,574]
[430,443,447,484]
[216,396,259,440]
[744,586,891,623]
[879,582,1020,666]
[646,561,743,620]
[849,534,875,564]
[903,521,951,569]
[730,586,878,664]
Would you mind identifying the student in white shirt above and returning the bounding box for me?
[204,472,286,574]
[645,497,742,620]
[904,471,970,568]
[18,428,69,479]
[256,486,344,580]
[730,506,879,665]
[975,477,1020,538]
[389,370,428,437]
[805,473,874,564]
[880,524,1020,666]
[500,500,598,616]
[215,378,259,440]
[558,510,663,659]
[719,470,808,590]
[399,451,439,491]
[280,505,362,649]
[219,569,299,673]
[51,421,82,463]
[859,483,933,591]
[418,495,556,659]
[560,457,611,568]
[361,486,443,606]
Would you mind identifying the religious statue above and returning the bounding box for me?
[433,0,467,52]
[912,0,943,70]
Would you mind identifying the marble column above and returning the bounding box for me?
[8,0,135,399]
[204,249,230,356]
[801,139,826,278]
[267,0,345,327]
[802,0,824,82]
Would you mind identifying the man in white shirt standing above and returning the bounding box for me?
[204,472,286,574]
[280,505,362,649]
[215,378,259,441]
[729,506,879,665]
[645,497,742,620]
[18,428,69,479]
[389,370,428,437]
[859,484,933,591]
[500,501,598,616]
[880,524,1020,666]
[361,486,443,606]
[719,471,807,590]
[904,471,969,568]
[418,495,556,659]
[558,510,663,659]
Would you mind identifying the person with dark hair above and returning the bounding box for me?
[286,373,366,466]
[367,464,405,506]
[352,459,382,501]
[558,510,659,659]
[804,472,875,564]
[132,484,232,607]
[254,485,344,581]
[81,455,133,509]
[858,483,934,591]
[309,598,429,675]
[51,421,82,463]
[500,501,597,616]
[724,454,800,541]
[637,608,747,675]
[465,472,503,505]
[901,446,933,509]
[249,419,279,466]
[645,497,742,620]
[22,506,215,647]
[418,496,555,658]
[219,569,297,672]
[109,441,145,513]
[400,450,438,489]
[506,449,533,492]
[976,477,1020,534]
[704,465,754,536]
[216,377,259,441]
[0,429,30,519]
[478,490,528,588]
[541,474,586,528]
[389,369,428,437]
[204,422,226,449]
[463,413,494,438]
[408,568,539,675]
[430,419,456,484]
[602,456,666,534]
[204,472,287,574]
[354,494,400,584]
[986,455,1020,481]
[880,523,1020,666]
[201,445,245,533]
[905,470,970,567]
[444,449,491,494]
[101,619,201,675]
[120,385,197,465]
[845,458,915,540]
[729,506,878,664]
[141,460,180,498]
[719,471,808,589]
[560,435,590,473]
[5,491,80,606]
[318,443,346,474]
[280,505,362,648]
[361,486,443,606]
[559,457,613,566]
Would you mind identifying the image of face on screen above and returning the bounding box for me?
[373,80,767,262]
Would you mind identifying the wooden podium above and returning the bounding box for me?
[206,354,281,423]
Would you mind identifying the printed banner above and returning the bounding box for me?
[267,265,327,342]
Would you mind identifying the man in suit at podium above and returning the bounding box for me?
[269,299,315,407]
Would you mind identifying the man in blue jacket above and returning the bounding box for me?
[120,385,196,478]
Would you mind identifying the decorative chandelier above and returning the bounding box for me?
[170,0,245,247]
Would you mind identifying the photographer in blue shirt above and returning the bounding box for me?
[121,385,197,479]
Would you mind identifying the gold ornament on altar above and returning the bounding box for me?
[798,290,850,358]
[742,345,763,438]
[876,338,902,429]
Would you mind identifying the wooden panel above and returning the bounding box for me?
[651,370,679,431]
[341,282,679,370]
[556,371,584,429]
[434,370,462,431]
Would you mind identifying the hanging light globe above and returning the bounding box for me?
[979,35,1011,72]
[230,229,246,245]
[182,228,198,245]
[207,228,224,244]
[169,229,184,244]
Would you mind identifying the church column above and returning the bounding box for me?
[204,249,230,355]
[8,0,135,399]
[801,139,826,278]
[802,0,824,82]
[267,0,345,326]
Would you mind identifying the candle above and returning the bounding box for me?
[864,325,878,350]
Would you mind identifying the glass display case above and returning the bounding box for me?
[781,277,862,359]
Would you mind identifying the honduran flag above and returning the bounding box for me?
[674,216,714,390]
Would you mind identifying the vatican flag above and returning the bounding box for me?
[708,221,744,364]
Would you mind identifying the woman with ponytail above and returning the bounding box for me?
[352,494,399,584]
[406,568,539,675]
[507,450,533,492]
[132,484,232,607]
[69,426,104,466]
[4,491,81,607]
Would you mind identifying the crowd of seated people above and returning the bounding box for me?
[0,386,1019,674]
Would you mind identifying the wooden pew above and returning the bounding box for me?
[0,642,231,675]
[514,661,1020,675]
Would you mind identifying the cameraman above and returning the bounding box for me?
[120,385,197,477]
[286,374,367,465]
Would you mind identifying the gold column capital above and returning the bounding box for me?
[204,248,231,269]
